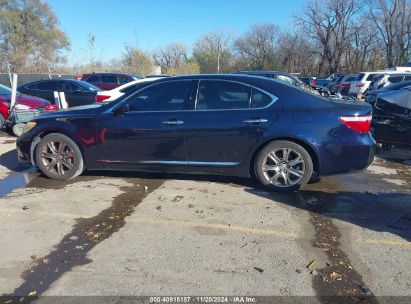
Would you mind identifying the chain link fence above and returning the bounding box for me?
[0,73,76,88]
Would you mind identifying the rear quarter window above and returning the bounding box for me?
[250,88,273,108]
[101,75,117,83]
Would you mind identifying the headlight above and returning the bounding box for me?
[22,122,37,134]
[14,104,31,110]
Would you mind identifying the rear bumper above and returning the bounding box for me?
[317,133,376,176]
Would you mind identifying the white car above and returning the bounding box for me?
[95,77,160,103]
[348,71,411,99]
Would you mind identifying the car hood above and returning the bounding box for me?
[36,104,103,120]
[17,94,50,106]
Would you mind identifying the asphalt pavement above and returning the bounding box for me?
[0,132,410,303]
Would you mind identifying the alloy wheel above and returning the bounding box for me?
[262,148,306,187]
[40,140,76,176]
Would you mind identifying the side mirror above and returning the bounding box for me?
[113,104,129,117]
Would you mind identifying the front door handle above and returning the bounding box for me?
[244,119,268,124]
[162,120,184,125]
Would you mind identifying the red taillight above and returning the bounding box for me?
[76,74,82,80]
[95,95,110,103]
[356,83,365,88]
[339,115,372,133]
[45,104,59,111]
[310,79,317,87]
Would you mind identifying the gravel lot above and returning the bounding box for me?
[0,131,410,302]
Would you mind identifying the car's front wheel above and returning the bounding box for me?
[254,140,313,192]
[35,133,84,180]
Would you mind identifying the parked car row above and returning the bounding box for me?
[77,72,142,90]
[3,68,409,172]
[0,84,53,129]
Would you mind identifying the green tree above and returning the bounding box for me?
[0,0,69,72]
[193,30,234,74]
[119,45,154,76]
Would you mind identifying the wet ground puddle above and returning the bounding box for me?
[0,175,164,303]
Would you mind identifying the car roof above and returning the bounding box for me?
[234,70,289,75]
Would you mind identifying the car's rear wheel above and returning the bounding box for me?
[35,133,84,180]
[254,140,313,192]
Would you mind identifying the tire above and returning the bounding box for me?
[254,140,313,192]
[35,133,84,180]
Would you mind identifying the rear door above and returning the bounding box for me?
[84,74,101,88]
[100,74,119,90]
[184,80,275,169]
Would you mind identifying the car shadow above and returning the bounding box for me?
[83,169,411,243]
[0,149,31,172]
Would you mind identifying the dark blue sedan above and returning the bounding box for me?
[16,75,375,192]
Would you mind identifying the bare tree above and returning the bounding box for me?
[295,0,363,75]
[368,0,411,67]
[193,30,234,74]
[234,23,280,70]
[153,43,188,69]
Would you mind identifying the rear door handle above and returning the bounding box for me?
[162,120,184,125]
[244,119,268,124]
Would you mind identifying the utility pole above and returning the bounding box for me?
[217,40,221,74]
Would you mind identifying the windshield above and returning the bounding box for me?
[0,84,11,95]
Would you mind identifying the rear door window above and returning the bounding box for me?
[101,74,118,84]
[36,81,55,91]
[86,75,100,82]
[196,80,250,110]
[56,82,82,92]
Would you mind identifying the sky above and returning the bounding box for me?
[46,0,306,64]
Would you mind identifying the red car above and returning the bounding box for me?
[0,84,52,127]
[78,73,142,90]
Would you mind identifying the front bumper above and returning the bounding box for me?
[16,132,34,164]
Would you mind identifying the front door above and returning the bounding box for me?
[92,80,196,169]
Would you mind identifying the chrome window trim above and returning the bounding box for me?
[107,78,279,114]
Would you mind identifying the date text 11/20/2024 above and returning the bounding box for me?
[149,297,257,303]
